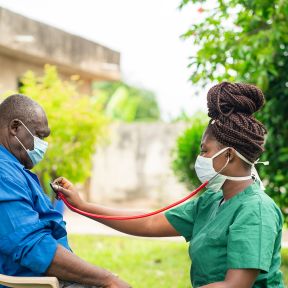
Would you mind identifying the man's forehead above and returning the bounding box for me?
[31,107,50,135]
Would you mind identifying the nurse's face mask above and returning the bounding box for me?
[195,147,252,192]
[14,120,48,166]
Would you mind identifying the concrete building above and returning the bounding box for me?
[0,6,120,94]
[89,122,190,207]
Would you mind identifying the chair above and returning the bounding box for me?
[0,274,59,288]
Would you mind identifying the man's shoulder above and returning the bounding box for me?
[0,159,28,192]
[0,159,24,179]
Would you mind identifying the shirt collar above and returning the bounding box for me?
[0,144,22,164]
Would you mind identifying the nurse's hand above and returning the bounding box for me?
[52,177,86,210]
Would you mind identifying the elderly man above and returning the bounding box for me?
[0,94,130,288]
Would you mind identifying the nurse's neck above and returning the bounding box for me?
[222,178,254,201]
[218,150,254,200]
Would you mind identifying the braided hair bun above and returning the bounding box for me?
[207,82,267,162]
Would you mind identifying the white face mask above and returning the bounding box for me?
[195,147,252,192]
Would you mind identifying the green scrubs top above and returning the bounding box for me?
[165,181,284,287]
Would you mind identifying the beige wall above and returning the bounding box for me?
[90,122,190,207]
[0,53,92,95]
[0,6,121,95]
[0,53,42,94]
[0,7,120,82]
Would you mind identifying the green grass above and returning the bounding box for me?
[68,235,288,287]
[282,248,288,285]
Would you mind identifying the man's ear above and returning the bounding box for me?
[9,119,21,136]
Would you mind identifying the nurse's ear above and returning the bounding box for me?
[225,148,236,162]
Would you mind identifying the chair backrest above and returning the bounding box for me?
[0,274,59,288]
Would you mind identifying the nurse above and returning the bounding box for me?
[53,82,284,287]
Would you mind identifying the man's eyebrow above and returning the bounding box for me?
[36,128,50,138]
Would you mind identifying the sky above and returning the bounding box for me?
[0,0,208,119]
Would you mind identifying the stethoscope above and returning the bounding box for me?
[51,157,231,221]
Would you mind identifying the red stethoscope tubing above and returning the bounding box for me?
[57,180,209,220]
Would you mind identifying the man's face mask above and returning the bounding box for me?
[195,147,252,192]
[14,120,48,166]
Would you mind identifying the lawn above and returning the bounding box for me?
[68,235,288,287]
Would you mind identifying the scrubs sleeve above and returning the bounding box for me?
[227,201,281,272]
[165,197,200,242]
[0,176,58,274]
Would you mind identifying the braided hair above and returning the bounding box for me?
[207,82,267,163]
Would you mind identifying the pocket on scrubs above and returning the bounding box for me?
[205,232,228,255]
[205,226,228,244]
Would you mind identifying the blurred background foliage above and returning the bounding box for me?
[19,65,109,198]
[176,0,288,223]
[172,112,208,190]
[0,65,162,199]
[93,81,160,122]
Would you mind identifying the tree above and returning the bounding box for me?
[93,81,161,122]
[180,0,288,222]
[17,65,108,198]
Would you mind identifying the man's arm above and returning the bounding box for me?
[46,245,130,288]
[0,176,130,288]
